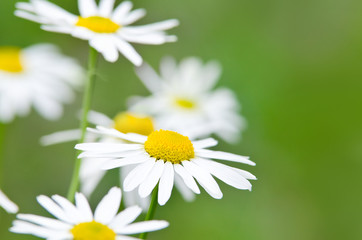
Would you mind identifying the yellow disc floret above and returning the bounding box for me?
[71,221,116,240]
[0,47,23,73]
[76,16,121,33]
[113,112,155,136]
[174,98,196,109]
[144,130,195,164]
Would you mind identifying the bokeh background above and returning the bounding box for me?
[1,0,362,239]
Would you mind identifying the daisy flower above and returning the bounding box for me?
[75,126,256,206]
[10,187,169,239]
[15,0,179,65]
[41,111,196,208]
[0,189,18,214]
[0,44,83,123]
[129,56,246,143]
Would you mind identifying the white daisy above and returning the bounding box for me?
[0,44,83,123]
[0,189,19,214]
[41,111,195,208]
[15,0,179,65]
[129,56,246,143]
[75,126,256,206]
[10,187,169,240]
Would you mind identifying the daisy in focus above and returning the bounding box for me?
[129,56,246,143]
[15,0,179,65]
[0,44,83,123]
[76,126,256,206]
[11,187,169,239]
[0,189,18,214]
[41,111,196,209]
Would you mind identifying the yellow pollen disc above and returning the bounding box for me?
[113,112,155,136]
[175,98,196,109]
[76,16,121,33]
[0,47,23,73]
[144,130,195,164]
[71,221,116,240]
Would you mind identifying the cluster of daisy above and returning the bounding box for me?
[0,0,256,239]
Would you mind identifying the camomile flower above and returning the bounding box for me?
[0,189,18,214]
[41,111,195,209]
[0,44,83,123]
[11,187,169,240]
[15,0,179,65]
[76,126,256,206]
[129,56,246,143]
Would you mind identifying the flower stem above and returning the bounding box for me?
[139,184,159,239]
[67,47,98,202]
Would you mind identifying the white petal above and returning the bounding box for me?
[90,36,119,62]
[102,153,148,170]
[40,129,81,146]
[36,196,71,223]
[116,220,169,234]
[98,0,115,17]
[75,142,143,153]
[32,0,77,23]
[112,1,133,23]
[78,0,98,17]
[14,10,45,24]
[0,190,18,214]
[88,110,113,126]
[121,9,146,25]
[16,214,71,230]
[123,19,179,33]
[173,164,200,194]
[74,192,93,222]
[134,62,163,93]
[10,220,68,238]
[158,162,174,205]
[192,138,218,149]
[94,187,122,224]
[195,149,255,166]
[88,126,146,143]
[193,158,252,190]
[174,175,195,201]
[113,38,142,66]
[51,195,83,223]
[123,160,155,191]
[232,168,257,180]
[182,161,222,199]
[120,32,176,44]
[138,160,165,198]
[109,206,142,230]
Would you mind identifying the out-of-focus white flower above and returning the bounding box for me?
[76,127,256,206]
[0,189,18,214]
[15,0,179,65]
[0,44,83,123]
[11,187,169,239]
[41,111,195,210]
[129,56,246,143]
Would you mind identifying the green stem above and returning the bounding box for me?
[139,185,159,239]
[67,47,98,201]
[0,123,6,188]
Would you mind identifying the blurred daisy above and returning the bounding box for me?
[41,111,195,209]
[15,0,179,65]
[129,56,246,143]
[0,189,18,214]
[0,44,83,123]
[76,127,256,206]
[11,187,169,239]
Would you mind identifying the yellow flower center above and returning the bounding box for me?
[144,130,194,164]
[71,221,116,240]
[76,16,121,33]
[0,47,23,73]
[174,98,196,109]
[113,112,155,136]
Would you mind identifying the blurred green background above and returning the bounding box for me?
[1,0,362,239]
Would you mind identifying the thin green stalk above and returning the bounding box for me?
[139,185,159,239]
[67,47,98,201]
[0,123,6,187]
